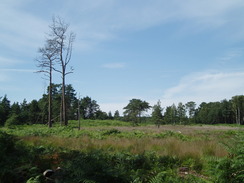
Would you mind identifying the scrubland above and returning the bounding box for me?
[1,120,243,183]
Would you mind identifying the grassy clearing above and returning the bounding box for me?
[3,120,242,158]
[1,120,243,182]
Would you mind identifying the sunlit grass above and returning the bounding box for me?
[21,133,229,159]
[3,120,242,161]
[1,120,243,182]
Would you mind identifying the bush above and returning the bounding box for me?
[0,131,48,183]
[0,131,26,182]
[103,129,121,135]
[55,150,189,183]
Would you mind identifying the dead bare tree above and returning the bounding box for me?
[36,39,58,128]
[49,16,75,126]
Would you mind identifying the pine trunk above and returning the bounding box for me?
[48,67,52,128]
[62,74,67,125]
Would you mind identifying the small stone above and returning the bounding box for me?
[43,169,54,178]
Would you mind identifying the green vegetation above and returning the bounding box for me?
[151,100,164,128]
[1,93,244,128]
[0,120,243,182]
[1,16,243,183]
[123,99,151,125]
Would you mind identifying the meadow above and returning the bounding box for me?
[1,120,243,183]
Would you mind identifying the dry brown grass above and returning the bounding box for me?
[22,134,229,159]
[20,124,242,160]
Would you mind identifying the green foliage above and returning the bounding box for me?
[124,99,151,125]
[70,119,131,127]
[164,104,177,124]
[181,157,203,173]
[214,132,244,183]
[80,96,100,119]
[0,131,38,182]
[103,128,121,135]
[26,175,43,183]
[1,93,244,126]
[0,129,193,183]
[231,95,244,125]
[114,110,120,120]
[151,100,164,128]
[0,130,68,183]
[1,122,243,182]
[29,99,42,124]
[153,131,190,141]
[58,150,183,183]
[5,114,21,127]
[148,171,182,183]
[0,95,11,126]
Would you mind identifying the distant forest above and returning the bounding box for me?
[0,84,243,127]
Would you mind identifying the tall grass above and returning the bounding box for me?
[1,121,243,182]
[21,134,228,159]
[3,121,237,160]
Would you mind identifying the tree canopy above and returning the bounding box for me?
[151,100,164,128]
[123,99,151,125]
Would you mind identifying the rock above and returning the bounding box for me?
[43,169,54,178]
[43,167,63,183]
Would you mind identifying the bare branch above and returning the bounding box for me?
[42,15,75,126]
[53,67,62,74]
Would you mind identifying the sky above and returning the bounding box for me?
[0,0,244,115]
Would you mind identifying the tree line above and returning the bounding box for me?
[122,96,244,126]
[161,95,244,126]
[0,86,243,127]
[0,84,116,127]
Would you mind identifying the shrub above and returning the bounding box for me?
[103,129,121,135]
[0,131,49,183]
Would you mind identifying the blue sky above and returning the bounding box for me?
[1,0,244,114]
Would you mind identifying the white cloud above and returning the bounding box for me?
[162,70,244,106]
[1,0,244,54]
[99,102,127,114]
[45,0,244,52]
[218,48,243,63]
[102,63,125,69]
[106,1,243,31]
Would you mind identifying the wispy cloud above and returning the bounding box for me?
[1,0,244,54]
[0,69,36,73]
[0,1,48,53]
[0,68,36,83]
[102,63,125,69]
[218,48,243,63]
[162,70,244,106]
